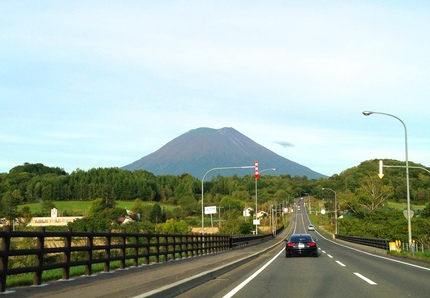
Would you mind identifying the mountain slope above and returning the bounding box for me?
[122,127,326,179]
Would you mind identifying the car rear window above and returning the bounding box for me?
[290,235,312,242]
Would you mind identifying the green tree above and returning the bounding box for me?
[67,217,113,232]
[421,203,430,218]
[219,196,244,212]
[156,219,190,233]
[1,190,23,224]
[131,198,145,219]
[219,210,254,235]
[355,175,394,212]
[340,175,394,216]
[177,195,199,216]
[150,203,165,224]
[41,200,55,216]
[87,198,108,217]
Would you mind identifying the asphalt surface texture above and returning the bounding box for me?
[3,228,292,298]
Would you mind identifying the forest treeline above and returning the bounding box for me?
[2,160,430,205]
[0,162,319,206]
[1,160,430,243]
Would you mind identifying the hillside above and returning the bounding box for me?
[122,127,326,179]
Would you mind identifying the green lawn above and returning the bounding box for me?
[19,201,92,216]
[387,201,425,211]
[19,201,175,216]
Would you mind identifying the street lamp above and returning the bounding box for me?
[304,192,310,214]
[362,111,412,247]
[322,188,337,234]
[255,168,276,234]
[201,165,254,234]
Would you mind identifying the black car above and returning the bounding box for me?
[285,234,318,258]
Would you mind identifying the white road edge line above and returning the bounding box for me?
[303,206,430,272]
[222,248,285,298]
[311,228,430,272]
[354,272,377,285]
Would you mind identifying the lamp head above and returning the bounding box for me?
[362,111,373,116]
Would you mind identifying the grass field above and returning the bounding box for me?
[19,201,174,216]
[387,201,425,211]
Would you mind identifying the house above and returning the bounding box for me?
[242,207,253,217]
[256,210,269,219]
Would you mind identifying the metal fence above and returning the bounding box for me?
[335,234,390,250]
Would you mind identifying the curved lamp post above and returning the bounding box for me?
[201,165,254,234]
[255,168,276,234]
[322,188,337,234]
[304,192,310,214]
[363,111,412,247]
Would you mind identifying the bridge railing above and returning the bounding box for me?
[232,226,284,247]
[335,234,390,250]
[0,225,280,293]
[0,226,231,293]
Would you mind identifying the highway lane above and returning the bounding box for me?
[179,199,430,297]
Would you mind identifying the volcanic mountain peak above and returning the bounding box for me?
[122,127,326,179]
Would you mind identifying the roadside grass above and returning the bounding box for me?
[388,250,430,262]
[6,249,203,290]
[6,259,145,289]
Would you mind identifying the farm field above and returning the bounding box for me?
[19,201,174,216]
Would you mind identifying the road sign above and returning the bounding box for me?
[204,206,217,214]
[403,209,414,219]
[321,209,326,215]
[378,160,384,179]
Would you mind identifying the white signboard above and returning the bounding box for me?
[253,219,260,225]
[205,206,217,214]
[321,209,326,215]
[403,210,414,219]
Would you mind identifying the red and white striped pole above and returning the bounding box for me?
[254,160,260,179]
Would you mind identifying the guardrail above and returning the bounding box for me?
[335,234,389,250]
[0,225,281,293]
[232,226,284,247]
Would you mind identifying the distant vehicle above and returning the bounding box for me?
[308,224,315,231]
[285,234,319,258]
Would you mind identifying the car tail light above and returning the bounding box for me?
[287,243,295,247]
[307,242,316,247]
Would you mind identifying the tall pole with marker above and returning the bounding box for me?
[378,160,384,179]
[363,111,412,248]
[254,160,260,235]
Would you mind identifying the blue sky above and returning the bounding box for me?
[1,1,430,177]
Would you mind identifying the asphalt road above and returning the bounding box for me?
[178,199,430,298]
